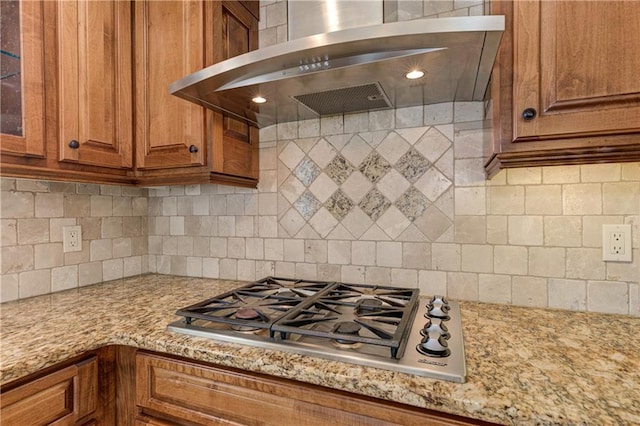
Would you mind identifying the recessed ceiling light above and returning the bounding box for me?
[405,70,425,80]
[252,96,267,104]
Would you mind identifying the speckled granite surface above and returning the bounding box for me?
[1,274,638,425]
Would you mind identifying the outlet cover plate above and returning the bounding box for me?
[602,224,632,262]
[63,225,82,253]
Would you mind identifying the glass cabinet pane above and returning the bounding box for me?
[1,0,23,137]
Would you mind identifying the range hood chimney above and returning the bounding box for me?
[170,1,504,129]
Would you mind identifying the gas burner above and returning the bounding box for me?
[332,321,362,344]
[355,299,384,315]
[235,307,261,320]
[169,277,467,383]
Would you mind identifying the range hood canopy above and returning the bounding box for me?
[170,15,504,129]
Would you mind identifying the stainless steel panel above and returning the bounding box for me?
[288,1,384,40]
[170,16,505,128]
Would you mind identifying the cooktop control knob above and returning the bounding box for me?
[422,318,450,339]
[426,303,450,320]
[416,332,451,357]
[430,295,448,305]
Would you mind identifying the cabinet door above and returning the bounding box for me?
[57,0,133,169]
[0,0,45,158]
[211,1,259,182]
[0,356,98,425]
[134,1,207,170]
[513,1,640,141]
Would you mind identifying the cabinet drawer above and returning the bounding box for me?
[0,356,98,426]
[136,352,481,426]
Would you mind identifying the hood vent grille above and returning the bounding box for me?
[293,83,392,116]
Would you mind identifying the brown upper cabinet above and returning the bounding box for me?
[486,0,640,177]
[57,0,133,170]
[135,0,259,187]
[0,0,260,188]
[134,1,208,173]
[0,1,46,159]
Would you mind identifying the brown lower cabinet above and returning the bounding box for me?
[1,347,491,426]
[0,355,99,425]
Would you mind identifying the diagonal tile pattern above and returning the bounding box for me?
[278,128,455,242]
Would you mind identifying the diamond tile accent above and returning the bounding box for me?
[342,207,373,239]
[279,142,306,170]
[280,208,306,236]
[308,138,337,168]
[377,206,411,239]
[293,190,322,220]
[324,189,354,221]
[324,154,355,185]
[309,207,339,238]
[377,169,410,202]
[280,174,306,204]
[341,134,372,167]
[395,187,429,221]
[413,205,453,241]
[396,148,430,183]
[293,158,321,186]
[358,188,391,221]
[341,171,372,203]
[414,127,451,163]
[359,152,391,184]
[414,168,452,202]
[376,132,410,165]
[308,174,338,203]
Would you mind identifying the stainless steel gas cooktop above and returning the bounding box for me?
[167,277,466,383]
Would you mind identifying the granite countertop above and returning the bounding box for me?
[1,274,638,425]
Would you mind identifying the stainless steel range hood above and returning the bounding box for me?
[170,13,504,129]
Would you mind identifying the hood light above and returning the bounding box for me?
[405,70,425,80]
[252,96,267,104]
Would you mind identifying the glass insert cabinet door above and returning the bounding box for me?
[0,0,45,157]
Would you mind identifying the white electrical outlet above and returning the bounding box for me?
[602,224,632,262]
[63,225,82,253]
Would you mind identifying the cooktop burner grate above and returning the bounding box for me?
[174,277,420,359]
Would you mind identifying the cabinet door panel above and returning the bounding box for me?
[135,1,206,170]
[212,1,259,182]
[513,1,640,141]
[0,1,45,158]
[0,357,98,426]
[58,0,133,169]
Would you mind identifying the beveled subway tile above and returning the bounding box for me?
[358,188,391,221]
[359,152,391,184]
[324,189,354,221]
[324,154,354,185]
[293,158,321,186]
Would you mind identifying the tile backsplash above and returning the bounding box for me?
[1,0,638,317]
[0,180,148,301]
